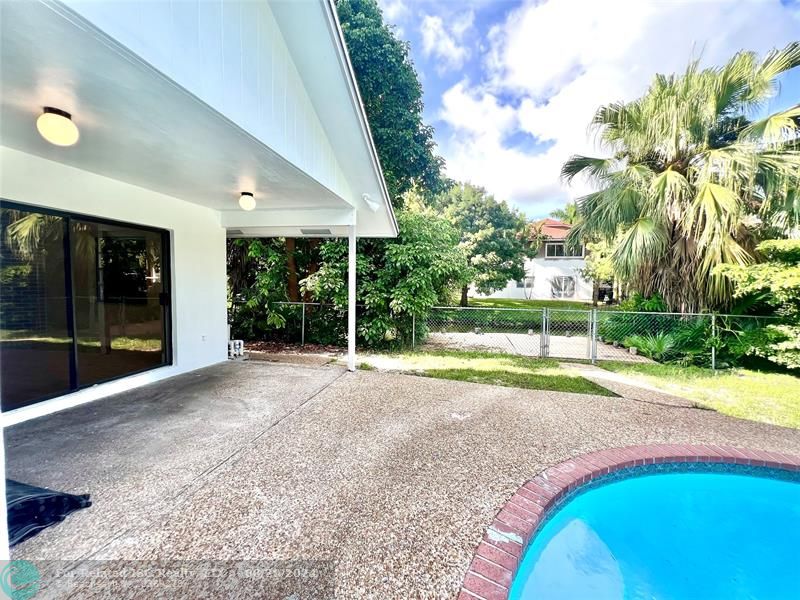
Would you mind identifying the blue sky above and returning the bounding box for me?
[378,0,800,219]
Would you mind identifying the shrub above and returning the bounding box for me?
[716,240,800,371]
[306,208,470,349]
[623,332,677,361]
[619,293,669,313]
[720,321,800,371]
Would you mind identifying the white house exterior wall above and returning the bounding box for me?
[476,256,593,302]
[0,147,228,425]
[62,0,352,203]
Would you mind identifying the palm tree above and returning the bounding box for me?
[563,43,800,312]
[549,201,580,224]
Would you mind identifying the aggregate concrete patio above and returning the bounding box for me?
[7,360,800,598]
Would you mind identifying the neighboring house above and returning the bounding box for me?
[474,218,593,302]
[0,0,396,555]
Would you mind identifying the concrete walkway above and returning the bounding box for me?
[8,361,800,598]
[424,331,652,362]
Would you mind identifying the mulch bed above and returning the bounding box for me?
[244,341,343,355]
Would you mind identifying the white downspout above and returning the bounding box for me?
[347,222,357,372]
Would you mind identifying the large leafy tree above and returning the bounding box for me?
[305,203,470,346]
[236,0,446,309]
[336,0,445,204]
[563,43,800,312]
[437,182,530,305]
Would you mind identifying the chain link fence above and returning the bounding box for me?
[231,301,782,370]
[423,307,782,368]
[425,306,544,356]
[229,301,350,347]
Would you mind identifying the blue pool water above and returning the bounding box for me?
[509,469,800,600]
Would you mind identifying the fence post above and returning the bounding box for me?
[412,313,416,349]
[591,309,598,365]
[301,303,306,346]
[711,313,716,373]
[541,308,548,357]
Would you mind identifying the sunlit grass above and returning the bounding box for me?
[601,362,800,429]
[0,330,161,352]
[469,298,617,311]
[365,349,616,396]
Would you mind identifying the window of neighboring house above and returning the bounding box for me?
[551,276,576,298]
[545,241,583,258]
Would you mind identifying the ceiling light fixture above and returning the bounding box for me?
[239,192,256,211]
[36,107,79,146]
[362,193,379,212]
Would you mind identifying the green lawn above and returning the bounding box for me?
[361,349,616,396]
[469,298,616,311]
[600,362,800,429]
[1,330,161,352]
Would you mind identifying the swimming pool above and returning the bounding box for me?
[509,467,800,600]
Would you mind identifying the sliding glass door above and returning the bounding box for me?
[0,208,72,407]
[0,202,171,411]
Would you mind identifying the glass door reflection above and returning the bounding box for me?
[0,207,72,410]
[71,221,167,386]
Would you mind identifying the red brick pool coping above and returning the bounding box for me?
[458,444,800,600]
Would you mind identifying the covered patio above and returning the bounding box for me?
[0,0,397,558]
[9,361,800,598]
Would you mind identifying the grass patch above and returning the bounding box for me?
[469,298,617,311]
[601,362,800,429]
[421,368,614,395]
[371,349,615,396]
[1,330,161,352]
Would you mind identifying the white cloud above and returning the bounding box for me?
[438,83,565,208]
[378,0,409,22]
[439,81,515,136]
[438,0,800,217]
[420,12,473,73]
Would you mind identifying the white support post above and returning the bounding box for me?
[347,223,356,372]
[0,423,9,561]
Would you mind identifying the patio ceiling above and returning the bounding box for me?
[0,1,393,238]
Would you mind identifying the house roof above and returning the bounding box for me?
[0,0,397,239]
[534,218,572,240]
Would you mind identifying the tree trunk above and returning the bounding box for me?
[303,239,321,302]
[460,285,469,307]
[285,238,299,302]
[592,280,599,306]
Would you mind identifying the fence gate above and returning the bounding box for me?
[424,306,546,357]
[251,303,750,370]
[422,307,720,365]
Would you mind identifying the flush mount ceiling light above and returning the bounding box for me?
[238,192,256,211]
[36,107,79,146]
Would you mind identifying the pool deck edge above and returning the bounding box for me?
[458,444,800,600]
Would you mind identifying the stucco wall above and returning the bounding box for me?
[0,147,228,422]
[62,0,351,202]
[474,257,594,301]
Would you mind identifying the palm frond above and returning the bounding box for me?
[612,218,668,280]
[560,155,615,183]
[739,104,800,145]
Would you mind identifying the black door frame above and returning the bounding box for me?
[0,199,173,410]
